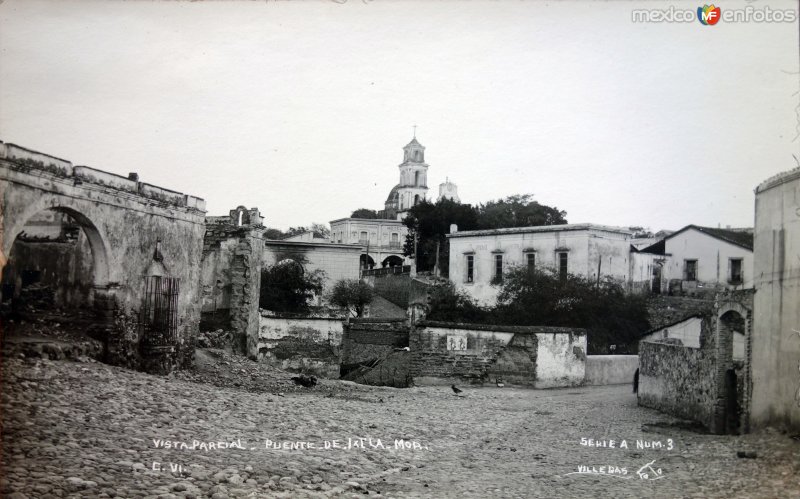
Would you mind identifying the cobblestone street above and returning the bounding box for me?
[2,356,799,499]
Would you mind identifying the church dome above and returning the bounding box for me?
[385,184,401,203]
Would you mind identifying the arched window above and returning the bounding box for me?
[414,171,420,186]
[414,194,420,205]
[237,210,244,226]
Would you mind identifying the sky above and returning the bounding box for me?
[1,0,798,232]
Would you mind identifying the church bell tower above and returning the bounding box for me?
[395,133,429,220]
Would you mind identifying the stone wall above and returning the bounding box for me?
[584,355,639,385]
[256,312,344,378]
[411,321,586,388]
[638,340,716,429]
[200,221,264,358]
[341,319,409,367]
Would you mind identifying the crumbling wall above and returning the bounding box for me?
[411,321,586,387]
[1,144,207,374]
[340,318,410,387]
[257,312,344,378]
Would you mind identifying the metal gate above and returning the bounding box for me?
[139,276,180,347]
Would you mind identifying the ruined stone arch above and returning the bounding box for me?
[4,198,112,288]
[712,297,753,434]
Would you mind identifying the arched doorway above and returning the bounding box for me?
[2,207,111,341]
[714,306,749,434]
[382,255,404,268]
[360,254,375,270]
[2,208,110,306]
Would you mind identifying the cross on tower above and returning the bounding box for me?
[412,124,417,138]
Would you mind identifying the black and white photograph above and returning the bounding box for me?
[0,0,798,497]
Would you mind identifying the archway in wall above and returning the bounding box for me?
[360,254,375,270]
[1,207,110,339]
[382,255,404,268]
[715,308,748,435]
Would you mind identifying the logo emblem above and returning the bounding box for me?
[698,4,721,25]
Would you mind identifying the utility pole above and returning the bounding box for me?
[411,230,418,278]
[434,239,440,278]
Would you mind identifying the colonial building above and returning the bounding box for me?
[446,223,638,305]
[638,225,754,295]
[328,217,406,269]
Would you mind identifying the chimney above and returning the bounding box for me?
[450,224,458,234]
[128,172,139,181]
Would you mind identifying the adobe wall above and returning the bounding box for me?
[256,312,344,378]
[584,355,639,386]
[411,321,586,388]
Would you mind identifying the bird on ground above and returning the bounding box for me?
[496,378,505,388]
[291,374,317,388]
[451,384,463,395]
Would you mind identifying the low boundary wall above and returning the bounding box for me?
[584,355,638,385]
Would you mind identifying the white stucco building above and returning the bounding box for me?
[640,314,745,360]
[329,217,407,269]
[639,225,754,294]
[446,223,636,305]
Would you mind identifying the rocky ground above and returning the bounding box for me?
[2,352,799,499]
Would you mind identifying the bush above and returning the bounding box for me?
[259,260,325,313]
[426,281,493,323]
[495,267,650,354]
[327,279,374,317]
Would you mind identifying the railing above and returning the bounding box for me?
[361,265,411,277]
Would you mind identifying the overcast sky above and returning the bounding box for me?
[1,0,798,232]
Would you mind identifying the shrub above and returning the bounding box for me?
[327,279,374,317]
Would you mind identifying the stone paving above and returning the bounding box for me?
[2,355,799,499]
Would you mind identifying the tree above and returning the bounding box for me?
[494,266,649,354]
[350,208,381,219]
[259,260,326,313]
[402,198,480,274]
[426,281,492,323]
[263,227,286,240]
[327,279,374,317]
[265,223,331,240]
[477,194,567,229]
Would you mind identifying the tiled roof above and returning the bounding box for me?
[673,225,754,251]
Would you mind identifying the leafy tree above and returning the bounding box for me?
[263,227,286,240]
[402,199,480,274]
[476,194,567,229]
[426,281,493,323]
[494,266,649,354]
[265,223,331,240]
[327,279,374,317]
[259,260,326,313]
[350,208,381,219]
